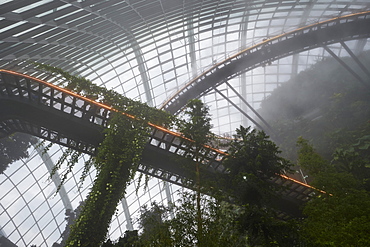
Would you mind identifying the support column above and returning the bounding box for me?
[121,198,134,231]
[187,18,198,78]
[240,9,250,127]
[33,140,73,212]
[164,181,175,219]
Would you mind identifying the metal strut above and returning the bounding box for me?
[213,87,265,131]
[323,46,369,87]
[224,81,276,136]
[340,41,370,80]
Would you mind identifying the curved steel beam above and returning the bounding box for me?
[59,0,154,105]
[161,11,370,114]
[32,140,73,211]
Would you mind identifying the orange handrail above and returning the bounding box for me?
[0,69,227,155]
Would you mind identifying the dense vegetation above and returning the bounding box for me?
[101,125,297,247]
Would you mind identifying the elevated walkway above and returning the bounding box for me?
[162,11,370,114]
[0,70,320,218]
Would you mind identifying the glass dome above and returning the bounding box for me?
[1,0,370,246]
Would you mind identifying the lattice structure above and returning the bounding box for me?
[1,0,370,246]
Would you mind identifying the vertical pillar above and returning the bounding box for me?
[33,140,73,212]
[121,198,134,231]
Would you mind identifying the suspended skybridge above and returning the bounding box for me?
[0,69,321,218]
[162,11,370,134]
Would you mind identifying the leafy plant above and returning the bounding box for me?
[178,99,214,247]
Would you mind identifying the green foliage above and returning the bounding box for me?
[102,231,141,247]
[331,127,370,190]
[66,113,149,246]
[138,202,173,246]
[177,99,214,247]
[296,137,331,177]
[102,124,301,247]
[0,133,35,174]
[295,138,370,246]
[237,204,303,247]
[33,62,174,127]
[302,177,370,246]
[218,126,302,246]
[29,63,177,246]
[52,202,85,247]
[137,192,248,247]
[168,192,248,247]
[255,53,370,246]
[34,62,175,189]
[178,99,213,145]
[222,126,292,206]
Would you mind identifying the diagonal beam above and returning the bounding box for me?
[213,87,265,131]
[162,11,370,114]
[225,81,275,135]
[340,41,370,79]
[323,46,369,87]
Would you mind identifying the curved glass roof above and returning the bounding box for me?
[1,0,370,246]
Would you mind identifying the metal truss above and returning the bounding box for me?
[162,11,370,114]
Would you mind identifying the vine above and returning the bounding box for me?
[32,62,174,126]
[66,113,149,246]
[31,62,175,246]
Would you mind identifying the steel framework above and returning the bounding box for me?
[1,0,370,246]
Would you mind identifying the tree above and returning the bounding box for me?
[297,139,370,246]
[221,126,299,246]
[134,126,301,247]
[137,192,248,247]
[178,99,213,247]
[0,133,34,174]
[296,136,331,178]
[137,202,172,246]
[223,126,292,206]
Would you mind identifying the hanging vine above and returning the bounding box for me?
[66,113,149,246]
[31,62,175,246]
